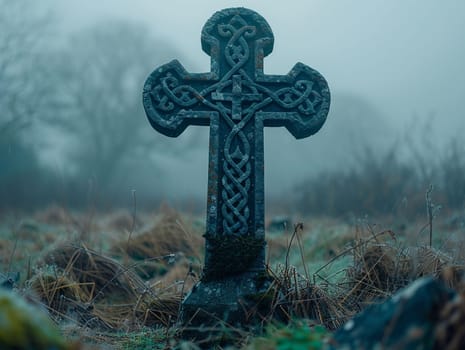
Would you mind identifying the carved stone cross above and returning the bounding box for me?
[143,7,330,330]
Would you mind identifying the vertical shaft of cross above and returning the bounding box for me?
[142,7,330,334]
[203,96,266,279]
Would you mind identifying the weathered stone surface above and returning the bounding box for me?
[330,277,455,350]
[181,272,274,341]
[142,7,330,334]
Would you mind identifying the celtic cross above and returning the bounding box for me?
[143,7,330,329]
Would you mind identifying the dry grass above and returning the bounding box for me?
[18,206,206,341]
[2,205,464,348]
[265,222,465,343]
[270,264,349,330]
[35,205,77,226]
[342,236,458,310]
[104,209,142,233]
[31,243,182,331]
[112,210,202,262]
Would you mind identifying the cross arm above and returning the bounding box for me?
[142,60,217,137]
[255,62,330,139]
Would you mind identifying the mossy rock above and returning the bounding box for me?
[0,289,74,350]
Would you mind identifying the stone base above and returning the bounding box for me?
[180,271,273,344]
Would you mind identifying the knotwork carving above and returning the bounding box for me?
[143,7,330,239]
[149,72,200,111]
[218,15,254,70]
[143,8,331,328]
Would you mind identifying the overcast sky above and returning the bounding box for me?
[52,1,465,126]
[44,1,465,197]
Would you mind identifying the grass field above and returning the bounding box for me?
[1,203,464,349]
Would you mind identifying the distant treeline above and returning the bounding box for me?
[0,2,192,213]
[1,1,464,218]
[3,125,464,219]
[0,137,159,211]
[295,136,465,219]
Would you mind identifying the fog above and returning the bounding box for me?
[2,0,465,211]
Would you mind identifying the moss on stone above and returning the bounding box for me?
[203,233,265,280]
[0,289,70,350]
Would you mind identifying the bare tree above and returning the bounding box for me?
[0,0,51,140]
[0,1,60,209]
[43,21,198,192]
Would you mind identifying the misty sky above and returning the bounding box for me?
[52,1,465,127]
[43,1,465,198]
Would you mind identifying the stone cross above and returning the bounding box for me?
[143,7,330,331]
